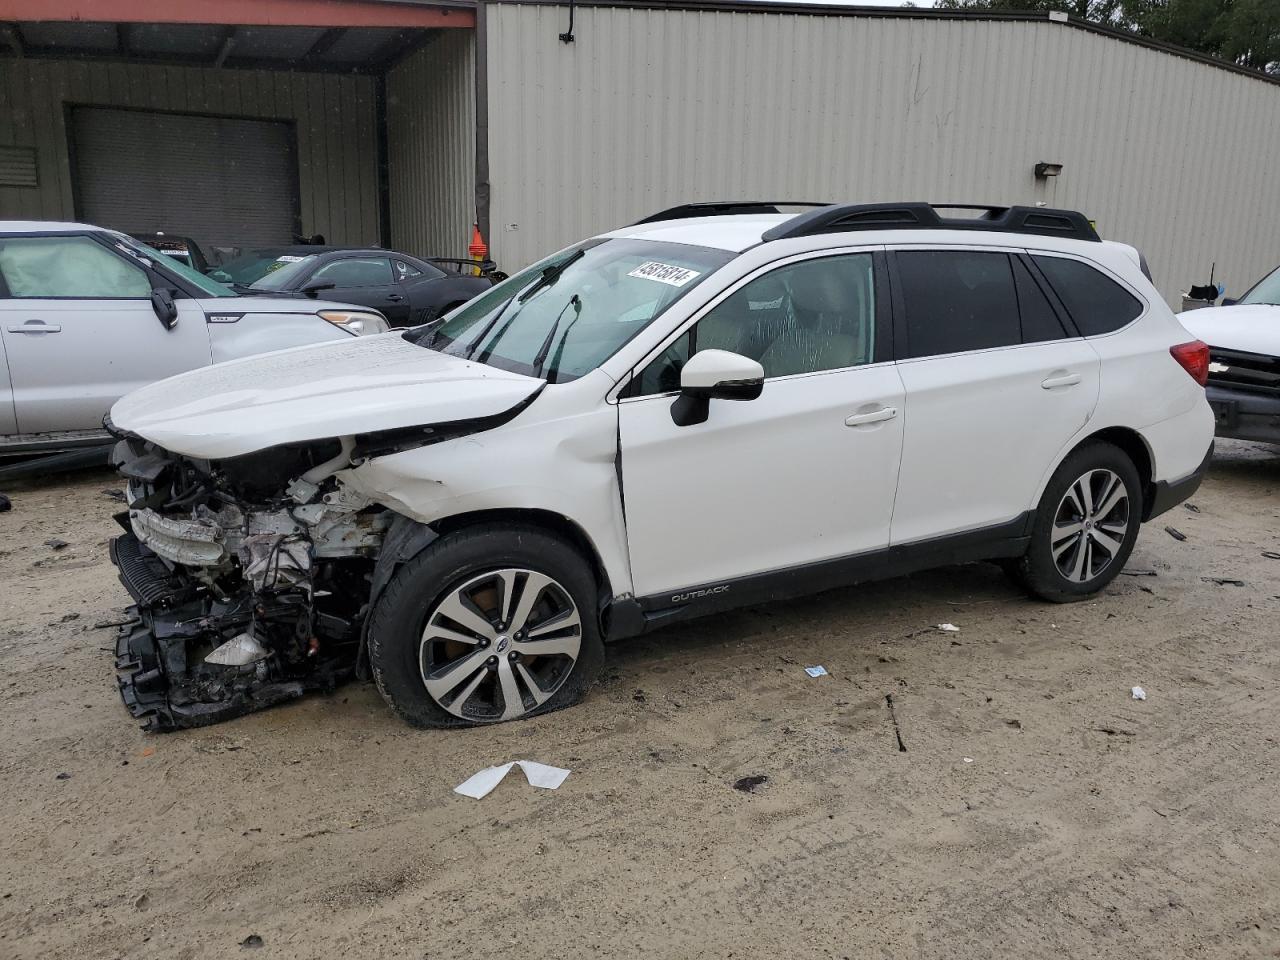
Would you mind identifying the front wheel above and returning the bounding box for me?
[367,523,604,728]
[1007,442,1143,603]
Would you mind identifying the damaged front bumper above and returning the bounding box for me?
[107,434,387,732]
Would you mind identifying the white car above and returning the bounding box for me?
[106,202,1214,732]
[1177,262,1280,445]
[0,221,389,456]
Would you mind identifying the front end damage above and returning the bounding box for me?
[109,433,388,731]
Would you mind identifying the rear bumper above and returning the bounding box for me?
[1145,443,1213,520]
[1206,384,1280,444]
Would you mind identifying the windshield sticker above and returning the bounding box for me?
[628,261,701,287]
[276,255,308,263]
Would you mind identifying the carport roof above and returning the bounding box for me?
[0,0,474,73]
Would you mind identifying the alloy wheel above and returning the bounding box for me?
[418,568,582,722]
[1051,469,1130,583]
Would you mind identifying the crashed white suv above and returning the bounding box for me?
[107,202,1214,732]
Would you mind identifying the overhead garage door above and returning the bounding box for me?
[71,107,300,253]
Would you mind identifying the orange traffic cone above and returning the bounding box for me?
[468,224,487,276]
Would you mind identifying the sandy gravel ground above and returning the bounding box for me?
[1,441,1277,960]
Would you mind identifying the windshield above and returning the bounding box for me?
[114,235,236,298]
[1240,264,1280,306]
[208,252,318,288]
[407,238,733,382]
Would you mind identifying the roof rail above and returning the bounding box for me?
[633,201,830,224]
[760,203,1101,243]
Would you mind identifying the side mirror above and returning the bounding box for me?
[150,287,178,330]
[301,279,336,298]
[671,349,764,426]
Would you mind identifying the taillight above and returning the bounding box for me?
[1170,340,1209,386]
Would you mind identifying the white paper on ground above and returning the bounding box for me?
[454,760,571,800]
[936,623,961,633]
[804,665,828,678]
[1131,686,1147,700]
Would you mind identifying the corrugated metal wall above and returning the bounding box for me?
[386,30,477,259]
[485,4,1280,306]
[0,58,380,245]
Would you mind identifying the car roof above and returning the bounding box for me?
[0,220,106,234]
[603,215,793,252]
[245,246,395,256]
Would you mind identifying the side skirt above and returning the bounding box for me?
[604,512,1034,641]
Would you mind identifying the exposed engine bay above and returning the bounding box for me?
[109,432,389,731]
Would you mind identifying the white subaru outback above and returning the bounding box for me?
[106,202,1214,732]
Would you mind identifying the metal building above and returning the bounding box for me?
[2,0,1278,305]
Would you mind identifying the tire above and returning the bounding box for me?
[367,522,604,728]
[1006,442,1143,603]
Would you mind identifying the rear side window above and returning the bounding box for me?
[897,251,1020,358]
[1033,255,1143,336]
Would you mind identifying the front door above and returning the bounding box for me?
[618,251,905,598]
[0,234,211,434]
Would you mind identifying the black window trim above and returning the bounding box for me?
[1012,251,1079,339]
[1026,249,1150,339]
[615,247,894,401]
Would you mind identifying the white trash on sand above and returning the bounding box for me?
[936,623,960,633]
[1131,686,1147,701]
[804,665,828,678]
[454,760,571,800]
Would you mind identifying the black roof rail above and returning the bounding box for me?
[633,201,830,224]
[760,202,1101,243]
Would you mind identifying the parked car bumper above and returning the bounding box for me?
[1145,442,1213,520]
[1206,384,1280,444]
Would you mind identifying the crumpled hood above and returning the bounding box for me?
[110,333,542,459]
[1177,304,1280,356]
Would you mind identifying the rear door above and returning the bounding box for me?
[888,247,1100,544]
[308,256,406,323]
[0,233,211,434]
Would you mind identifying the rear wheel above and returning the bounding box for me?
[1007,442,1142,602]
[367,523,604,728]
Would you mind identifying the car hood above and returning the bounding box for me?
[1177,304,1280,356]
[110,333,542,459]
[206,295,368,313]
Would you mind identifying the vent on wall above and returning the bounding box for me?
[0,146,38,188]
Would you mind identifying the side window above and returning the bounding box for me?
[897,250,1020,359]
[395,260,423,281]
[628,253,877,395]
[1032,255,1143,336]
[0,235,150,298]
[312,257,394,287]
[1012,256,1070,343]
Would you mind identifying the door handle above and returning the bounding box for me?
[845,406,898,427]
[386,294,405,302]
[6,321,62,334]
[1041,373,1082,389]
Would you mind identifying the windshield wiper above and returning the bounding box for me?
[531,295,581,380]
[518,249,585,303]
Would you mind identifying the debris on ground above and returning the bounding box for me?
[1131,686,1147,700]
[101,489,127,503]
[804,665,828,678]
[240,934,264,949]
[1202,577,1246,587]
[962,757,974,763]
[92,617,134,630]
[1262,551,1280,561]
[1184,503,1201,513]
[43,538,69,550]
[0,493,10,512]
[59,613,80,623]
[134,893,149,910]
[732,775,768,793]
[936,623,960,633]
[1121,568,1158,577]
[55,772,71,780]
[453,760,571,800]
[1165,527,1187,542]
[885,693,908,752]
